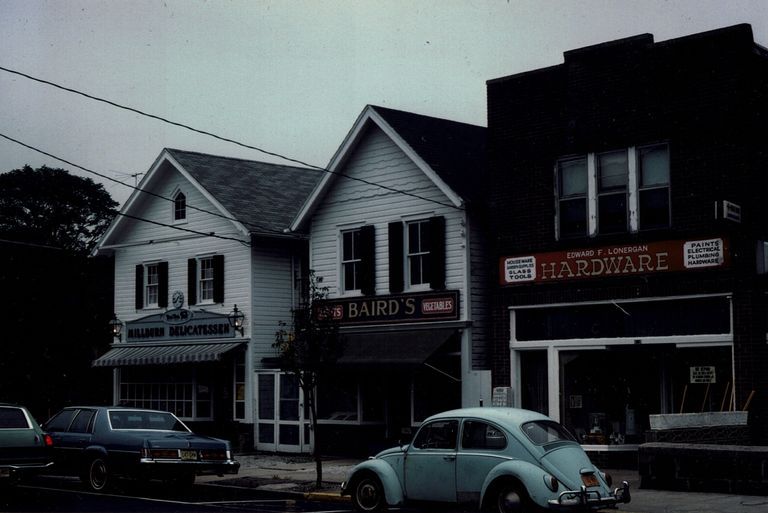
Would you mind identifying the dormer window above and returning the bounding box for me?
[173,191,186,221]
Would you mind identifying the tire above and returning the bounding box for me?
[83,457,109,492]
[351,473,387,512]
[489,481,534,513]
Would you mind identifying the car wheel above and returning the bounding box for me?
[492,482,534,513]
[84,457,109,492]
[351,473,387,512]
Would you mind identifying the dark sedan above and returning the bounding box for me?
[0,403,54,485]
[43,406,239,491]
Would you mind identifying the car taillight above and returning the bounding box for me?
[151,449,180,459]
[43,434,54,447]
[544,474,559,492]
[199,449,227,461]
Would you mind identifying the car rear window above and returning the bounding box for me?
[521,420,576,445]
[0,407,31,429]
[109,410,189,432]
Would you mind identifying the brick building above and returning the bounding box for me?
[486,24,768,458]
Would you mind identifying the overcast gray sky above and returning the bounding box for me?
[2,0,767,207]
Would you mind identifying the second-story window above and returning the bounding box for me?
[341,229,361,293]
[638,145,670,230]
[556,144,670,239]
[135,262,168,310]
[174,191,186,221]
[597,150,629,234]
[407,220,431,288]
[187,255,224,305]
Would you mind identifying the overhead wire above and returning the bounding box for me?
[0,65,462,211]
[0,132,286,238]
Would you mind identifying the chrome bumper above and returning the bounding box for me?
[547,480,631,509]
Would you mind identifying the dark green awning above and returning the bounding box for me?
[337,328,457,368]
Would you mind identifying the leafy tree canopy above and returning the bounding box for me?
[0,165,119,254]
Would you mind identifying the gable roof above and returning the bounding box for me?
[291,105,486,231]
[95,149,322,253]
[165,149,322,235]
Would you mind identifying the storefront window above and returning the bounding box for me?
[413,371,460,423]
[118,367,213,421]
[318,377,358,421]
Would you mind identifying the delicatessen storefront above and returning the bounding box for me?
[499,237,734,461]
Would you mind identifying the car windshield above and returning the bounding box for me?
[521,420,576,445]
[108,410,190,432]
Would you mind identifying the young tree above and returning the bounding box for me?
[0,165,119,255]
[274,273,343,488]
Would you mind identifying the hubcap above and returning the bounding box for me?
[498,489,523,513]
[90,460,107,490]
[357,480,380,510]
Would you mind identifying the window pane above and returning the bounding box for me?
[462,421,507,450]
[279,425,299,445]
[412,420,458,450]
[558,158,587,197]
[408,222,421,252]
[639,188,670,230]
[258,423,275,443]
[598,151,628,191]
[258,375,275,420]
[174,193,186,220]
[344,261,358,291]
[598,193,627,233]
[559,198,587,237]
[640,146,669,187]
[318,378,358,421]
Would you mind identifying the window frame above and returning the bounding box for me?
[340,228,362,295]
[173,190,187,223]
[144,262,160,308]
[198,256,215,304]
[405,219,431,291]
[555,143,670,239]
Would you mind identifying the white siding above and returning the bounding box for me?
[310,125,468,317]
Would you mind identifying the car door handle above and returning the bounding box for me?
[443,455,456,461]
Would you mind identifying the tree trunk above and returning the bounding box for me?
[304,382,323,488]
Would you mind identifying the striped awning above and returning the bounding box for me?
[92,342,244,367]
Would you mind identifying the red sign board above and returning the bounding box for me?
[319,290,460,325]
[499,237,729,286]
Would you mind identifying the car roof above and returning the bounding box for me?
[60,406,172,413]
[424,407,551,426]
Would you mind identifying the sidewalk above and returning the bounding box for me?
[199,453,768,512]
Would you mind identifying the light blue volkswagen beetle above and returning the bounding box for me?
[341,408,630,512]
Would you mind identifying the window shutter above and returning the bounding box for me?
[428,216,446,290]
[135,265,144,310]
[388,221,404,293]
[187,258,197,305]
[213,254,225,303]
[158,262,169,308]
[359,225,376,296]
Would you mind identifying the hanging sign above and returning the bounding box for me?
[690,366,717,384]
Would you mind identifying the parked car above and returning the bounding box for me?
[42,406,239,491]
[341,407,631,512]
[0,403,54,486]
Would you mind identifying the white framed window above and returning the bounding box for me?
[406,220,430,289]
[341,229,362,293]
[144,263,159,307]
[173,191,187,222]
[555,144,670,239]
[118,381,212,421]
[199,256,215,303]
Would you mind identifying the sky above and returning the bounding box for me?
[1,0,767,207]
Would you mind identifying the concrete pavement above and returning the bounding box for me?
[199,453,768,512]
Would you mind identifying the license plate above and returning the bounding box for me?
[581,474,599,487]
[180,450,198,461]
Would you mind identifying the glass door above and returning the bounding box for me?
[255,372,310,453]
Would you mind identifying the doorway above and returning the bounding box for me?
[255,372,310,453]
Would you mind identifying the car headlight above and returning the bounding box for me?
[543,474,559,492]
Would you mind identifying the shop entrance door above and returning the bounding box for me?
[255,372,310,453]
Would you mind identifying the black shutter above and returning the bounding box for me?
[135,265,144,310]
[187,258,197,305]
[388,221,404,293]
[158,261,169,308]
[428,216,446,290]
[359,225,375,296]
[213,254,225,303]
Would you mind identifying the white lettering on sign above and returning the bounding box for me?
[421,298,454,314]
[684,238,724,268]
[690,366,717,384]
[504,256,536,283]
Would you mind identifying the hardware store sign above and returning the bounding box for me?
[500,237,729,285]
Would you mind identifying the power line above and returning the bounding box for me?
[0,132,286,237]
[0,65,462,211]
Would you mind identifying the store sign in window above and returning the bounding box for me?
[690,366,716,384]
[500,237,729,285]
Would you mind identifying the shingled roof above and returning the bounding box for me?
[370,105,486,202]
[166,149,323,235]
